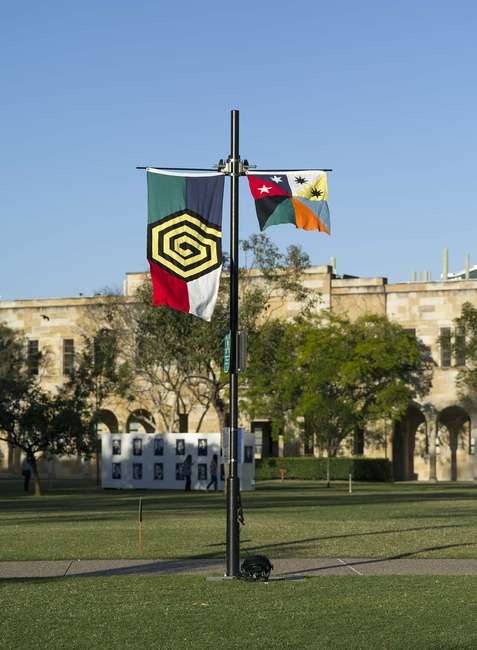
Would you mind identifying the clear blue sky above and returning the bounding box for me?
[1,0,476,300]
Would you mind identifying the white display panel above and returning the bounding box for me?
[101,432,255,491]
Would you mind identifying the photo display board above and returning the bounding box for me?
[102,432,255,491]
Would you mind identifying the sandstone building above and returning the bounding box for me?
[1,259,477,482]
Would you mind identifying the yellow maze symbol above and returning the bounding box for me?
[150,212,222,281]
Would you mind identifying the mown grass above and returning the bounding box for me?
[3,575,477,649]
[3,480,477,649]
[2,479,477,561]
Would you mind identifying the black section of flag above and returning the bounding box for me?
[254,195,289,231]
[147,209,222,282]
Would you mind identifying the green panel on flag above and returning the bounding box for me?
[147,173,186,223]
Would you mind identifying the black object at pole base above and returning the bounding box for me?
[239,555,273,582]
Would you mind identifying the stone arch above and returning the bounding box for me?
[96,409,119,433]
[437,405,471,481]
[127,409,155,433]
[392,404,427,481]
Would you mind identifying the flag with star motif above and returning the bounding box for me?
[246,170,330,233]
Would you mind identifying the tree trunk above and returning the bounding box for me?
[30,458,42,496]
[211,387,227,433]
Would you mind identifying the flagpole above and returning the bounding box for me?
[226,109,241,577]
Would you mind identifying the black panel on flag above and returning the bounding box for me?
[254,195,289,231]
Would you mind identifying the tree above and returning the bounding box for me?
[344,314,435,425]
[80,234,315,433]
[133,285,227,431]
[0,325,96,495]
[452,302,477,405]
[0,324,25,380]
[240,318,290,428]
[282,314,359,486]
[75,325,129,425]
[244,312,434,483]
[63,329,130,483]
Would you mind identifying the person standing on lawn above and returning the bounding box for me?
[183,454,193,492]
[21,457,32,492]
[206,454,218,492]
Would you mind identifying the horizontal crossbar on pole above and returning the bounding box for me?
[136,166,219,172]
[137,167,332,172]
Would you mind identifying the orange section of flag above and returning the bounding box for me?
[293,199,330,233]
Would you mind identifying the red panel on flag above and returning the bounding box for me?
[149,262,190,313]
[247,175,290,200]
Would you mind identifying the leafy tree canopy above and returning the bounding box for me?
[244,311,434,457]
[0,325,97,495]
[80,234,315,433]
[453,302,477,404]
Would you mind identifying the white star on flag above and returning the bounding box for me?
[258,184,272,194]
[271,176,283,183]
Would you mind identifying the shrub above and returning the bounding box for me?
[255,457,392,482]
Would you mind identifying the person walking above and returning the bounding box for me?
[206,454,218,492]
[21,457,32,492]
[183,454,193,492]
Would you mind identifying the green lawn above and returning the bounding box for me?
[3,480,477,649]
[2,575,477,649]
[2,479,477,561]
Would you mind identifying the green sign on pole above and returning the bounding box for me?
[224,331,231,373]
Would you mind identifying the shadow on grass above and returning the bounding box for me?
[3,480,477,529]
[278,542,477,577]
[3,541,477,583]
[3,479,477,511]
[0,559,227,582]
[0,482,227,517]
[183,522,476,561]
[244,491,477,510]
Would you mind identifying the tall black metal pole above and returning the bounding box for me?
[226,109,241,577]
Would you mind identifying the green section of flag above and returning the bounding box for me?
[263,198,296,229]
[147,172,186,224]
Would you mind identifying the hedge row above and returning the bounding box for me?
[255,457,392,482]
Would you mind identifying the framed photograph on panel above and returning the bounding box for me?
[154,438,164,456]
[133,463,142,480]
[154,463,164,480]
[176,439,185,456]
[112,463,121,479]
[133,438,143,456]
[244,446,253,463]
[176,463,184,480]
[198,439,208,456]
[198,463,207,481]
